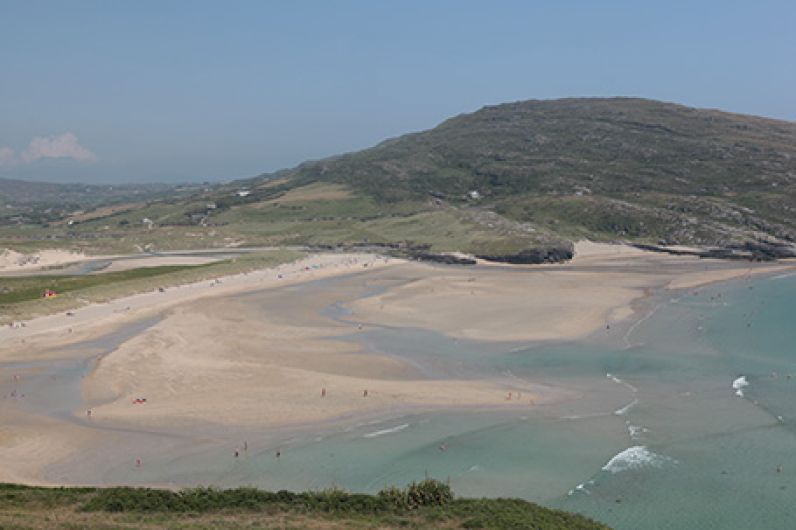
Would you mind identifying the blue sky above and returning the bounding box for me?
[1,0,794,184]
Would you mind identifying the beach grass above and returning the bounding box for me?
[0,265,213,306]
[0,249,304,323]
[0,481,610,529]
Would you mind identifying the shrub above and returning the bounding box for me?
[405,478,453,509]
[81,487,181,512]
[378,479,454,510]
[378,486,409,510]
[310,489,388,513]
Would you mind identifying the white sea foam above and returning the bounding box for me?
[606,373,638,393]
[560,412,611,420]
[602,446,675,474]
[732,376,749,397]
[363,423,409,438]
[614,398,639,416]
[626,422,648,441]
[622,303,662,349]
[567,480,594,496]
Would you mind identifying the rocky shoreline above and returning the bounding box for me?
[309,238,795,266]
[632,241,796,262]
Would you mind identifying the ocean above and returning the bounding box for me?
[20,269,796,529]
[215,270,796,529]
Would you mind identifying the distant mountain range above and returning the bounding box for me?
[0,177,199,226]
[0,177,190,206]
[4,98,796,259]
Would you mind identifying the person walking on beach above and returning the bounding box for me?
[321,387,326,397]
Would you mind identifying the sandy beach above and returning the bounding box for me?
[0,248,88,274]
[350,244,792,342]
[2,244,795,485]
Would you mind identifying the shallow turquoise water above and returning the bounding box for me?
[26,270,796,529]
[118,272,796,529]
[548,273,796,529]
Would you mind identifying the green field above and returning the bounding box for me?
[0,265,212,306]
[0,249,304,323]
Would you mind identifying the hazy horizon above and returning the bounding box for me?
[2,0,794,185]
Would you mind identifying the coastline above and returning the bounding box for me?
[1,244,795,486]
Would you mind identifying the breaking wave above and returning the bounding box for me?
[606,372,638,393]
[732,376,749,397]
[602,446,676,474]
[567,480,595,496]
[614,398,639,416]
[626,422,648,441]
[363,423,409,438]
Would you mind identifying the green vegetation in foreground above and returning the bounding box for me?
[0,480,609,530]
[0,249,304,323]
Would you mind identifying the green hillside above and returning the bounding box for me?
[4,98,795,260]
[279,98,796,247]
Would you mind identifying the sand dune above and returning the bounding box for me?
[0,248,87,272]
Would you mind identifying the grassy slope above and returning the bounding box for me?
[3,98,794,255]
[282,98,796,247]
[0,483,609,530]
[0,185,545,256]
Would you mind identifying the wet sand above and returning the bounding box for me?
[1,244,794,485]
[350,246,792,342]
